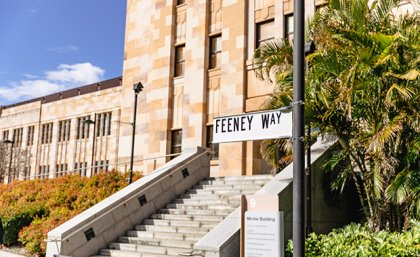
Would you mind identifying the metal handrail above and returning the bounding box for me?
[48,149,209,243]
[16,152,182,181]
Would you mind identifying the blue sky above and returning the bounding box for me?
[0,0,127,105]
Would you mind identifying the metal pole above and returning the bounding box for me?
[129,92,138,184]
[7,143,13,183]
[306,123,312,236]
[293,0,305,256]
[91,113,97,175]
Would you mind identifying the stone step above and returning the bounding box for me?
[135,224,211,234]
[204,175,273,181]
[158,208,233,216]
[150,213,225,222]
[143,218,219,228]
[91,175,275,257]
[94,252,180,257]
[93,254,179,257]
[179,193,242,200]
[94,254,179,257]
[185,189,261,195]
[118,236,196,249]
[171,198,241,206]
[126,230,204,241]
[165,202,237,210]
[192,184,263,190]
[104,244,191,256]
[198,179,270,186]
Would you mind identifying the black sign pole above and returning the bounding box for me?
[293,0,305,256]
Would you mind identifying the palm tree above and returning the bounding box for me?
[253,40,294,171]
[254,0,419,230]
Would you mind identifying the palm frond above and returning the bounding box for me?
[253,40,293,83]
[372,165,385,199]
[367,115,403,155]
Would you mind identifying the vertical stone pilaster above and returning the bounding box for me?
[182,0,208,149]
[120,0,175,173]
[218,0,247,176]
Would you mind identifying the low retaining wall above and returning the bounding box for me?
[46,147,210,257]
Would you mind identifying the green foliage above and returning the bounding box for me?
[254,0,419,230]
[286,221,420,257]
[0,171,141,256]
[0,204,48,245]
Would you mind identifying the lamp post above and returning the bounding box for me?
[84,115,97,176]
[293,0,305,256]
[1,140,14,183]
[304,41,315,237]
[129,82,144,184]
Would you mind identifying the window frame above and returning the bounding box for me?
[12,128,23,147]
[284,14,294,42]
[27,126,35,146]
[206,125,219,160]
[170,129,182,158]
[209,34,222,69]
[76,116,91,140]
[174,44,185,77]
[256,19,275,49]
[41,123,53,144]
[58,119,71,142]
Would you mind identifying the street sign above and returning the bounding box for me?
[213,109,292,143]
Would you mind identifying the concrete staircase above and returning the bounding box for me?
[92,175,272,257]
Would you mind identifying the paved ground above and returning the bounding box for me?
[0,250,26,257]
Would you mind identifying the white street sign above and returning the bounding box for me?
[213,109,292,143]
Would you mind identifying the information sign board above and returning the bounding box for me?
[241,195,284,257]
[244,211,283,257]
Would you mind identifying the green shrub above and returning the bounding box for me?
[0,171,141,256]
[286,221,420,257]
[0,204,48,245]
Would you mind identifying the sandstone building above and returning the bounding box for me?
[0,78,123,182]
[0,0,342,183]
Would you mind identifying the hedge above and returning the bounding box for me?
[0,171,141,256]
[0,204,48,245]
[286,221,420,257]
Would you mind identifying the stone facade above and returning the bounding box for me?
[0,78,123,182]
[120,0,327,177]
[1,0,346,182]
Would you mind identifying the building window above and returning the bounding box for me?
[2,130,9,140]
[75,162,88,176]
[55,164,68,177]
[206,125,219,160]
[174,44,185,77]
[12,128,23,147]
[177,0,186,5]
[23,166,30,180]
[58,119,71,142]
[96,112,112,137]
[39,165,50,179]
[41,123,53,144]
[27,126,35,146]
[171,129,182,158]
[94,160,109,174]
[256,19,275,48]
[284,14,294,42]
[76,116,91,140]
[209,34,222,69]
